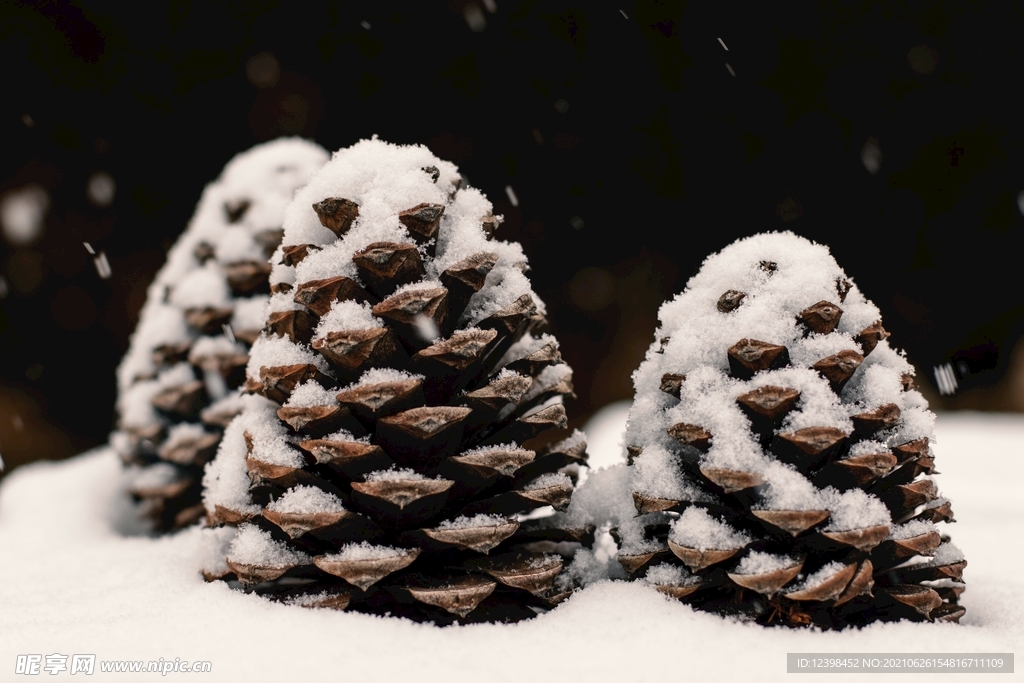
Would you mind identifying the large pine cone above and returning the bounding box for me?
[201,139,590,624]
[618,233,964,628]
[114,138,329,532]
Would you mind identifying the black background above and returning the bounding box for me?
[2,0,1023,474]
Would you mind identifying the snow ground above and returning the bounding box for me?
[0,411,1020,682]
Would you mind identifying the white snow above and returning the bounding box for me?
[670,507,752,551]
[820,487,892,532]
[265,486,346,514]
[313,300,382,338]
[319,542,409,562]
[282,381,339,408]
[523,472,572,491]
[643,563,700,586]
[363,467,428,483]
[435,514,507,530]
[733,551,800,576]
[202,397,274,516]
[246,334,332,379]
[631,445,712,502]
[227,524,310,566]
[0,413,1019,682]
[888,520,937,542]
[785,561,847,594]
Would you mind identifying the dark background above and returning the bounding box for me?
[2,0,1023,476]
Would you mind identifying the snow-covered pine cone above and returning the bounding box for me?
[619,232,965,628]
[201,138,590,624]
[114,138,329,532]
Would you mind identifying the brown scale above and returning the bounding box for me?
[213,190,592,625]
[620,263,964,629]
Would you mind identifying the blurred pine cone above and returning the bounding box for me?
[114,138,329,532]
[201,139,590,624]
[618,232,964,628]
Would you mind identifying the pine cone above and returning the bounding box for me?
[113,138,329,532]
[201,139,590,624]
[619,233,965,628]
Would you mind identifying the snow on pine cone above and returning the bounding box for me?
[113,138,329,532]
[201,138,591,624]
[619,232,965,628]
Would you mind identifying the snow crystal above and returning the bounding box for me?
[748,367,852,433]
[345,367,423,388]
[523,472,572,491]
[363,468,428,482]
[284,381,339,408]
[462,252,544,324]
[670,508,751,551]
[318,542,408,562]
[314,300,382,338]
[887,519,936,541]
[246,335,331,379]
[733,551,799,576]
[924,542,965,567]
[631,445,712,502]
[498,334,558,368]
[843,363,903,410]
[847,439,891,457]
[660,368,764,474]
[890,406,936,445]
[756,461,822,511]
[227,523,310,566]
[548,429,587,454]
[435,514,507,530]
[320,428,366,443]
[292,240,364,285]
[785,561,845,593]
[555,547,614,590]
[221,396,302,469]
[643,563,700,586]
[266,486,346,514]
[787,332,860,368]
[567,464,637,529]
[820,487,891,531]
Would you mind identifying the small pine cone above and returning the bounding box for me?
[113,139,329,532]
[201,139,589,624]
[619,233,965,629]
